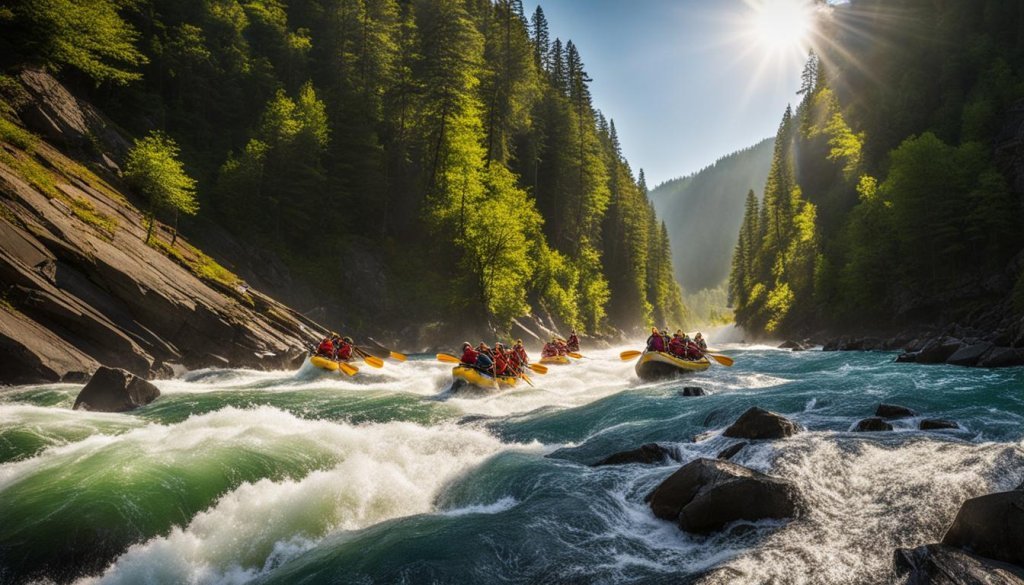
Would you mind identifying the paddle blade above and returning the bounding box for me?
[520,373,534,387]
[527,363,548,375]
[389,351,407,362]
[567,352,584,359]
[619,350,642,361]
[436,353,461,363]
[707,353,734,367]
[363,355,385,368]
[339,362,359,376]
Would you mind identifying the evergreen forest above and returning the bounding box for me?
[729,0,1024,337]
[0,0,688,338]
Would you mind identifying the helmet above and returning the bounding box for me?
[343,336,353,343]
[516,339,523,344]
[463,341,472,349]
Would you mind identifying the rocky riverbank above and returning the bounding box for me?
[0,70,324,384]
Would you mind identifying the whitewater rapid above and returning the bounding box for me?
[1,345,1022,584]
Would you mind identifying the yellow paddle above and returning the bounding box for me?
[703,352,734,367]
[620,350,642,361]
[354,347,385,368]
[436,353,461,363]
[366,338,408,361]
[527,363,548,374]
[568,352,584,359]
[338,361,359,376]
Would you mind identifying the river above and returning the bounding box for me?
[1,344,1022,584]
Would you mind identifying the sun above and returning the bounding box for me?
[746,0,814,53]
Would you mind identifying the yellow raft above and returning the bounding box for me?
[539,355,571,365]
[451,366,518,392]
[309,355,355,372]
[635,351,710,380]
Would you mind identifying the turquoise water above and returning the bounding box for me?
[1,345,1022,584]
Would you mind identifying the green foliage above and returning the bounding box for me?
[7,0,147,84]
[124,132,198,241]
[0,116,37,150]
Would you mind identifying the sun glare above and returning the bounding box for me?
[747,0,814,53]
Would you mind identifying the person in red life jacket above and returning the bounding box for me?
[646,327,665,352]
[694,332,708,351]
[555,338,568,356]
[460,342,479,366]
[566,330,580,352]
[507,346,522,375]
[493,343,510,376]
[685,334,703,360]
[475,342,495,372]
[316,335,335,358]
[668,331,687,357]
[335,336,354,361]
[513,339,529,366]
[541,341,558,358]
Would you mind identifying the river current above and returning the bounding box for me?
[1,344,1022,584]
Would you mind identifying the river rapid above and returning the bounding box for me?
[1,344,1023,585]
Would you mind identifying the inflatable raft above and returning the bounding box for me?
[635,351,710,380]
[451,365,518,392]
[539,355,571,365]
[309,355,355,372]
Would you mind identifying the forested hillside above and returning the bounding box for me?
[729,0,1024,338]
[0,0,687,339]
[649,138,773,293]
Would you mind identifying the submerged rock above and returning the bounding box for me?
[893,544,1024,585]
[679,386,706,397]
[920,419,959,431]
[876,404,916,419]
[853,417,893,432]
[646,458,803,534]
[592,443,677,467]
[778,340,806,351]
[896,351,919,363]
[942,490,1024,566]
[722,407,798,440]
[716,442,748,461]
[72,366,160,412]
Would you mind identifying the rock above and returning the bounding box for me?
[893,544,1024,585]
[722,407,798,440]
[946,342,994,367]
[896,351,919,363]
[72,366,160,412]
[716,442,748,461]
[920,419,959,430]
[778,340,805,351]
[646,458,803,534]
[942,490,1024,566]
[592,443,677,466]
[978,347,1024,368]
[853,417,893,432]
[60,370,91,383]
[917,338,964,364]
[876,403,916,419]
[679,386,706,397]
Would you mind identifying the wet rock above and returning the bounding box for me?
[896,351,919,363]
[876,404,916,419]
[679,386,706,397]
[853,417,893,432]
[946,342,994,367]
[942,490,1024,566]
[917,338,964,364]
[72,366,160,412]
[893,544,1024,584]
[592,443,677,467]
[722,407,798,440]
[778,340,805,351]
[646,458,803,534]
[978,347,1024,368]
[920,419,959,431]
[60,370,91,383]
[716,442,748,461]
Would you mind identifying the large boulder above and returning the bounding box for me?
[978,347,1024,368]
[894,544,1024,584]
[917,338,964,364]
[920,419,959,431]
[946,343,994,367]
[592,443,677,467]
[853,417,893,432]
[942,490,1024,566]
[722,407,798,440]
[646,458,803,533]
[876,403,916,419]
[72,366,160,412]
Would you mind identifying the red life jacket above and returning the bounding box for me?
[494,352,508,375]
[317,339,334,356]
[461,347,479,365]
[515,346,528,363]
[336,343,353,360]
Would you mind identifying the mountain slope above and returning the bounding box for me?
[648,138,774,292]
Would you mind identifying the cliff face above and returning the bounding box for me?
[0,71,324,384]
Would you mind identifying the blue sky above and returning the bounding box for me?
[523,0,812,187]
